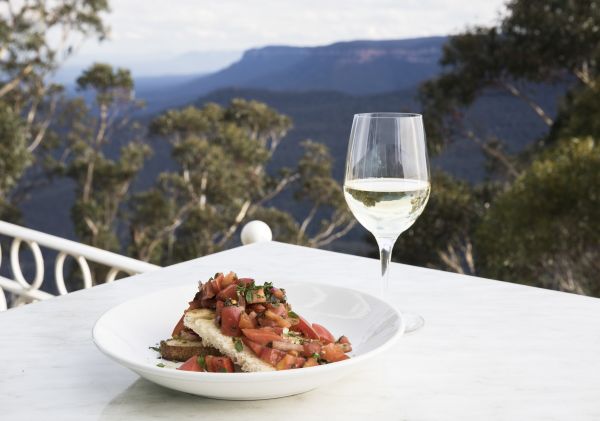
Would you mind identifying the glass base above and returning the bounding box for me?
[400,311,424,334]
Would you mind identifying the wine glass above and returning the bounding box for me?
[343,113,430,333]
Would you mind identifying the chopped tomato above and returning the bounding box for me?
[293,357,306,368]
[238,312,256,329]
[302,341,322,358]
[221,271,237,288]
[171,315,185,338]
[248,303,266,313]
[264,310,292,328]
[338,335,351,344]
[236,277,254,286]
[257,316,278,328]
[177,355,204,372]
[241,328,282,345]
[217,284,238,301]
[267,303,287,318]
[290,315,320,340]
[270,287,285,300]
[205,355,234,373]
[312,323,335,344]
[211,273,224,293]
[246,287,266,304]
[215,300,224,319]
[260,348,286,366]
[221,305,244,336]
[276,354,297,370]
[272,340,304,353]
[303,357,319,368]
[320,343,349,363]
[241,337,264,356]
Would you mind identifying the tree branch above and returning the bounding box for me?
[498,80,553,127]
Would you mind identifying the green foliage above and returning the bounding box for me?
[476,138,600,296]
[56,64,150,255]
[0,104,29,219]
[0,0,109,218]
[411,0,600,297]
[130,100,353,264]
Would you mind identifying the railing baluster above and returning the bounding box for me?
[55,252,94,295]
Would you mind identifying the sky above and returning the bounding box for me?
[66,0,508,76]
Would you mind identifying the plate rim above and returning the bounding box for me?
[92,281,405,382]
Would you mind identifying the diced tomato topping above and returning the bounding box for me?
[320,343,349,363]
[241,328,282,345]
[221,305,244,336]
[264,310,292,328]
[257,316,278,328]
[303,357,319,368]
[293,357,306,368]
[290,315,320,340]
[215,300,224,319]
[246,287,266,304]
[260,348,286,366]
[302,341,322,358]
[236,278,254,286]
[217,284,238,301]
[211,273,224,293]
[205,355,235,373]
[221,271,237,288]
[241,337,265,356]
[238,312,256,329]
[270,287,285,300]
[267,303,287,317]
[276,354,297,370]
[248,303,266,313]
[312,323,336,344]
[338,335,351,344]
[171,315,185,338]
[177,355,204,372]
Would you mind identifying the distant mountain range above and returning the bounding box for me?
[138,37,446,113]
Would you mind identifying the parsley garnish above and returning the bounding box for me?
[197,355,207,370]
[288,310,299,319]
[156,363,165,368]
[233,338,243,352]
[148,346,160,352]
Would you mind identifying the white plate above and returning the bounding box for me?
[93,281,403,400]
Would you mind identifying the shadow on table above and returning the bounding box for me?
[99,378,318,419]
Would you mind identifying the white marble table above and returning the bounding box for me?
[1,241,599,420]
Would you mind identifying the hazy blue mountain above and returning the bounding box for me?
[137,37,446,113]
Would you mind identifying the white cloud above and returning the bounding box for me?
[70,0,507,65]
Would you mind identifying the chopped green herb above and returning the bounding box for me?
[218,368,227,373]
[149,346,160,352]
[288,310,299,319]
[197,355,207,370]
[233,338,243,352]
[311,353,320,360]
[156,363,165,368]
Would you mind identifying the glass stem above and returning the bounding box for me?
[376,237,397,297]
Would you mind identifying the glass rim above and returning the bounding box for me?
[354,112,422,118]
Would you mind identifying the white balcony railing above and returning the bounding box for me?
[0,219,272,311]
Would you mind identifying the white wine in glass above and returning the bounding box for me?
[343,113,430,333]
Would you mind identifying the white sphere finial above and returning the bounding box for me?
[241,220,273,245]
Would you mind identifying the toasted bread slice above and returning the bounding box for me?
[159,338,221,362]
[184,308,275,372]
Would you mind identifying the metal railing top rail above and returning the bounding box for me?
[0,221,160,273]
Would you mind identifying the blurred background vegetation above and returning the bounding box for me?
[0,0,598,297]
